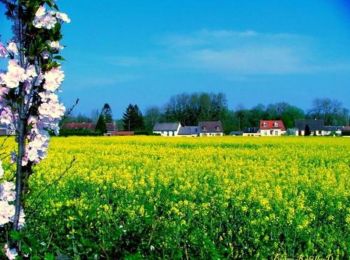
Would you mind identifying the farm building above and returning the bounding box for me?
[178,126,199,137]
[153,122,181,136]
[295,119,325,136]
[198,121,224,136]
[105,122,117,136]
[259,120,286,136]
[242,127,260,137]
[322,126,343,136]
[62,122,96,131]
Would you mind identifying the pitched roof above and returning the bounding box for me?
[153,122,180,131]
[62,122,96,130]
[295,119,324,131]
[243,127,260,133]
[178,126,199,135]
[260,120,286,131]
[323,126,343,131]
[198,121,223,133]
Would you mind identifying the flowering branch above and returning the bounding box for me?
[0,0,70,258]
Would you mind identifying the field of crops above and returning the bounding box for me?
[1,136,350,258]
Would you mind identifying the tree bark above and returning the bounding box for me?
[13,117,26,230]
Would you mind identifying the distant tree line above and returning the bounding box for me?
[60,93,350,135]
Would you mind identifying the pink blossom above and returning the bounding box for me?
[0,42,7,57]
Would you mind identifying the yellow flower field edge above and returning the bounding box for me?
[1,136,349,258]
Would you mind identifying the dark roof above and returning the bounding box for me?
[295,119,324,131]
[62,122,96,130]
[178,126,199,135]
[260,120,286,131]
[230,131,243,136]
[198,121,223,133]
[153,122,180,132]
[323,126,343,131]
[243,127,259,133]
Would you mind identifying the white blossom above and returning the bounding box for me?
[43,67,64,91]
[7,42,18,55]
[0,201,15,226]
[0,181,16,202]
[56,12,71,23]
[48,41,64,50]
[4,244,18,260]
[0,60,26,88]
[33,6,57,29]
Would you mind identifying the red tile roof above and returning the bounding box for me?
[260,120,286,131]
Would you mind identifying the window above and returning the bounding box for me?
[274,122,279,127]
[263,122,268,127]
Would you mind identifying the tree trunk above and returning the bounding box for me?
[13,118,26,230]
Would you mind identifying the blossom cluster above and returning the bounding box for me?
[33,5,70,30]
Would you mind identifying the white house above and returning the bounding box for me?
[178,126,199,137]
[153,122,181,136]
[259,120,286,136]
[295,119,324,136]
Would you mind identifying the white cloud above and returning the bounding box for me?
[99,29,350,78]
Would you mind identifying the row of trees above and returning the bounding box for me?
[63,93,350,135]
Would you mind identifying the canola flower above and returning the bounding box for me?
[1,136,349,258]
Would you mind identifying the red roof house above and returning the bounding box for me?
[259,120,286,136]
[62,122,96,130]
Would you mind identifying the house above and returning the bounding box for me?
[242,127,260,137]
[178,126,199,137]
[230,131,243,136]
[109,131,134,136]
[105,122,117,136]
[295,119,324,136]
[198,121,224,136]
[153,122,181,136]
[259,120,286,136]
[341,126,350,136]
[322,126,343,136]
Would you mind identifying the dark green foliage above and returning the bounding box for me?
[101,103,113,123]
[122,104,145,131]
[95,114,107,134]
[308,98,349,126]
[164,92,227,126]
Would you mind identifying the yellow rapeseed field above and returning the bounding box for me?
[2,136,350,258]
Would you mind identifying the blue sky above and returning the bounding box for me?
[1,0,350,118]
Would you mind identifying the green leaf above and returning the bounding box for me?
[54,55,65,61]
[44,253,55,260]
[10,230,22,241]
